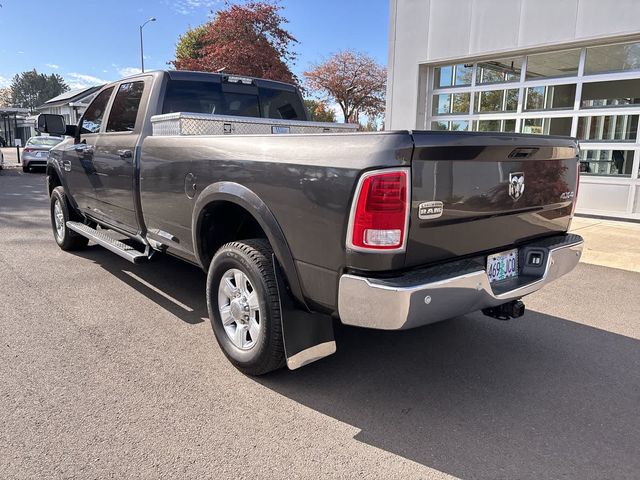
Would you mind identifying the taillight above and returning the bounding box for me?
[23,147,33,153]
[347,168,410,251]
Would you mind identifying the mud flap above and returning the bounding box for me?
[273,255,336,370]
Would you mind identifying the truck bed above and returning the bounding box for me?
[139,129,578,312]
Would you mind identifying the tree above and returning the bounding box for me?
[171,1,299,84]
[304,51,387,123]
[0,87,12,108]
[10,69,68,112]
[303,99,336,123]
[175,23,209,62]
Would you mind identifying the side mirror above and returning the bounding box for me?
[36,114,67,136]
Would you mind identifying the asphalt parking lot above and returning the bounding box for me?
[1,166,639,480]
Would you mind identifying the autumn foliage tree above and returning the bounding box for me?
[304,51,387,123]
[171,1,299,84]
[303,99,336,123]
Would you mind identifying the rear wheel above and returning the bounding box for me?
[206,239,285,375]
[50,186,89,251]
[22,165,29,173]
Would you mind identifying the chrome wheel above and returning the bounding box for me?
[217,268,261,350]
[53,198,65,240]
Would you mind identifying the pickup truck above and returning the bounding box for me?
[38,70,584,375]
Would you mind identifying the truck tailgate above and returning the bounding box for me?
[406,131,579,267]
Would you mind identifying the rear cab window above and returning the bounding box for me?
[162,77,307,120]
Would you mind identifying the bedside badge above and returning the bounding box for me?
[418,201,444,220]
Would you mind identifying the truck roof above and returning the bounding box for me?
[118,69,298,92]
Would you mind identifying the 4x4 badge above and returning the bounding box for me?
[418,201,444,220]
[509,172,525,201]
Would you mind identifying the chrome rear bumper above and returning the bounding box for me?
[338,234,583,330]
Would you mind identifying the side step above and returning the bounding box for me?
[66,221,149,264]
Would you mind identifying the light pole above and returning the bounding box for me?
[139,17,156,73]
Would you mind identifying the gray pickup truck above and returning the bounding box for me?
[39,70,584,375]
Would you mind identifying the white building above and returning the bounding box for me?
[386,0,640,220]
[37,86,102,126]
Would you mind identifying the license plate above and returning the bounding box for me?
[487,249,518,283]
[36,152,44,157]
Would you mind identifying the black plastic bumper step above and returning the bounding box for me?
[66,222,149,264]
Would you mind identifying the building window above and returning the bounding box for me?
[476,57,523,84]
[525,48,581,80]
[430,120,469,131]
[577,115,639,142]
[427,40,640,182]
[584,41,640,75]
[471,119,516,132]
[434,64,472,88]
[474,89,518,113]
[522,117,572,136]
[432,93,470,115]
[579,149,635,177]
[581,79,640,108]
[525,84,576,111]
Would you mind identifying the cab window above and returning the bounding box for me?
[106,82,145,132]
[81,87,114,134]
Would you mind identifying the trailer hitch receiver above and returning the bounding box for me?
[482,300,525,321]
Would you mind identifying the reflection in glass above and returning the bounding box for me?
[432,93,470,115]
[581,79,640,108]
[450,120,469,131]
[474,89,518,113]
[430,120,469,131]
[434,64,473,88]
[472,119,517,132]
[433,94,450,115]
[525,84,576,110]
[522,117,572,136]
[477,57,523,84]
[576,115,639,142]
[525,48,581,79]
[579,149,634,176]
[585,41,640,75]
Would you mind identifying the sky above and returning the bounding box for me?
[0,0,389,91]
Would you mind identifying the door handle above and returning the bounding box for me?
[118,149,133,159]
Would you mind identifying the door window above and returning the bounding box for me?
[81,87,114,134]
[106,82,145,132]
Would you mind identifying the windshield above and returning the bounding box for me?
[27,136,63,147]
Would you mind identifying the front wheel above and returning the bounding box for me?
[206,239,285,375]
[50,186,89,251]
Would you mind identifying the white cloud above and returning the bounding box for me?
[65,72,111,90]
[46,64,60,69]
[17,51,24,54]
[118,67,142,77]
[0,75,11,88]
[170,0,220,15]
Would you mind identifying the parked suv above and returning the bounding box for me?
[22,136,63,172]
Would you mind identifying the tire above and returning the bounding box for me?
[22,165,29,173]
[206,239,285,375]
[50,186,89,251]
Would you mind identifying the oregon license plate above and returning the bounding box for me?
[487,248,518,283]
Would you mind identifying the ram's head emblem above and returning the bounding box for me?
[509,172,525,201]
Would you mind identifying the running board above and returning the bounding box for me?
[66,221,149,264]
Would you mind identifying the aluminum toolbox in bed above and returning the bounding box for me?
[151,112,359,136]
